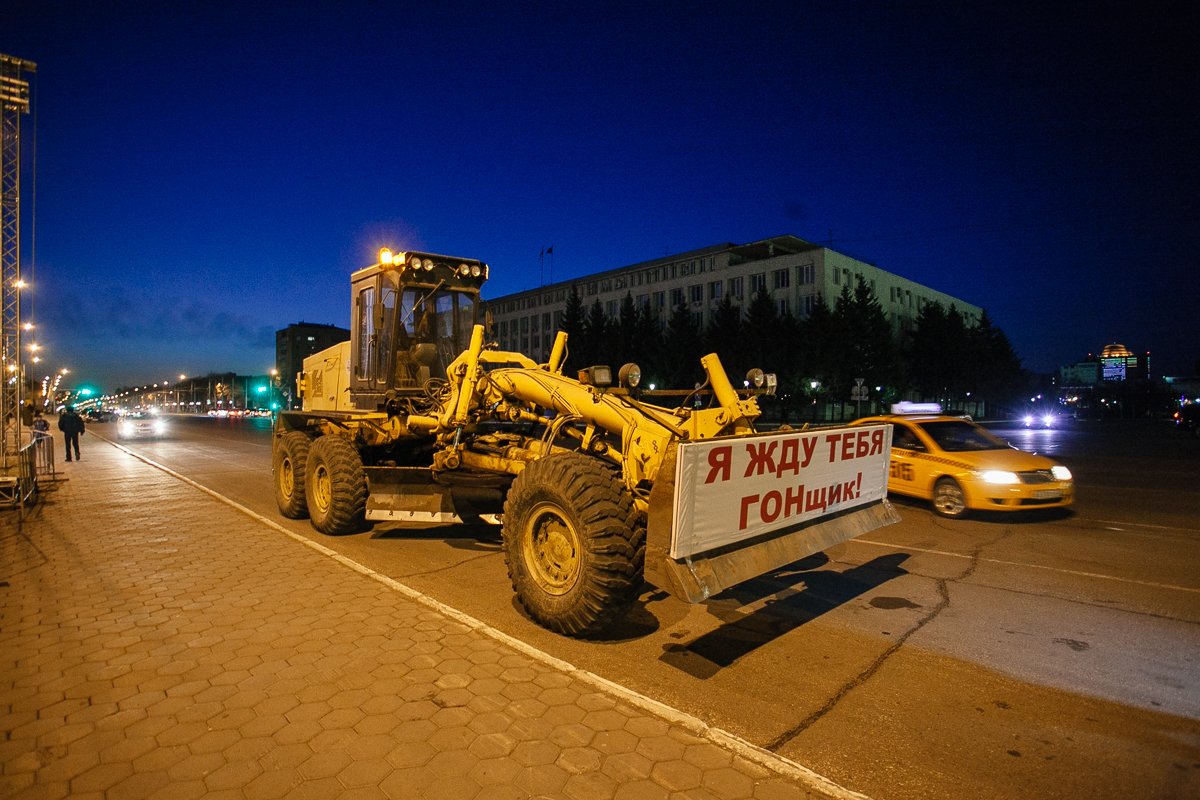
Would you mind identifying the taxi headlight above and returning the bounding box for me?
[980,470,1020,485]
[1051,465,1072,481]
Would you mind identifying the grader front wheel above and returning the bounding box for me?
[304,435,368,535]
[502,453,641,636]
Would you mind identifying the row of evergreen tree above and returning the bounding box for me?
[554,278,1024,417]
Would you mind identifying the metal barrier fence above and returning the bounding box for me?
[1,433,55,512]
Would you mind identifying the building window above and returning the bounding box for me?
[800,264,814,284]
[654,290,666,309]
[709,281,722,301]
[637,293,649,309]
[750,272,766,293]
[727,276,743,298]
[689,284,703,304]
[772,268,790,290]
[670,288,684,307]
[777,298,790,316]
[605,300,617,317]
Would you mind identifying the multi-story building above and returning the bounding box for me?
[487,234,982,361]
[275,322,350,405]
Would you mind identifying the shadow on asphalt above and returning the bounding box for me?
[657,552,911,678]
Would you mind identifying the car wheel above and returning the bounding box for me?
[932,477,969,519]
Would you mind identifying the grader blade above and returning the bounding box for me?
[644,425,899,603]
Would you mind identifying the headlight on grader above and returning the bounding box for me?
[746,368,765,389]
[619,363,642,389]
[577,366,613,387]
[379,248,395,266]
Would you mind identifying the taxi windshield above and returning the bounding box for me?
[916,420,1009,452]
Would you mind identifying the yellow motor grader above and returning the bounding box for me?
[273,248,898,635]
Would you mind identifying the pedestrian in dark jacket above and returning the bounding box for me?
[58,406,85,461]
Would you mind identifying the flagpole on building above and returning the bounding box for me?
[539,247,545,286]
[546,245,554,284]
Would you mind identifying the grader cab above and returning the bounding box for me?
[274,248,897,636]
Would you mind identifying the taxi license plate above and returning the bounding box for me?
[1033,490,1062,500]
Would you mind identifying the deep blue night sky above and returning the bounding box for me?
[4,1,1197,391]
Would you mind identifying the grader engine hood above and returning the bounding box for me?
[645,424,899,602]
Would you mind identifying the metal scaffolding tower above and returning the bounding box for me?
[1,54,36,466]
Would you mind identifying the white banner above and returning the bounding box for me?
[670,424,892,559]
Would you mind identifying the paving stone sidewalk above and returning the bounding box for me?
[0,438,847,800]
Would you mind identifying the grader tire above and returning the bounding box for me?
[273,432,312,519]
[502,453,640,636]
[305,435,368,535]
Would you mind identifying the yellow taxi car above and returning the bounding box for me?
[848,404,1074,518]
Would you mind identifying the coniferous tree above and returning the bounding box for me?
[662,304,703,389]
[559,286,586,369]
[966,309,1022,411]
[580,299,608,368]
[705,295,743,371]
[635,305,665,387]
[617,292,639,367]
[848,276,900,392]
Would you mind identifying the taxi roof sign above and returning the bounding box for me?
[891,401,943,415]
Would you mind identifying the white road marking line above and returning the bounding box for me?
[852,539,1200,594]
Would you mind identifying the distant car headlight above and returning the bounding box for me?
[980,470,1020,485]
[1023,415,1034,426]
[119,422,134,437]
[1042,414,1056,427]
[153,421,167,435]
[1051,465,1072,481]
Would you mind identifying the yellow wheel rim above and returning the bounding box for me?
[280,456,295,497]
[312,463,331,513]
[522,503,581,596]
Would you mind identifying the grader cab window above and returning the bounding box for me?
[393,287,477,388]
[355,285,376,381]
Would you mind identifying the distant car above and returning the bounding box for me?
[1174,404,1200,436]
[117,412,168,439]
[849,410,1074,518]
[85,409,114,422]
[1021,409,1062,428]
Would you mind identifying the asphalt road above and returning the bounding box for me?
[89,414,1200,800]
